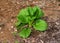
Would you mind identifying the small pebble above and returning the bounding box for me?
[9,29,11,31]
[0,27,2,30]
[17,2,20,4]
[56,22,59,25]
[33,1,36,4]
[11,19,14,22]
[29,0,32,1]
[38,34,42,37]
[32,39,35,43]
[35,1,38,4]
[11,26,14,28]
[1,31,3,34]
[40,40,44,43]
[14,28,17,32]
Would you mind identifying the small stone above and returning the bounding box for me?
[17,2,20,4]
[14,28,17,32]
[9,29,11,31]
[29,0,32,1]
[0,27,2,30]
[32,39,35,43]
[11,19,14,22]
[33,1,36,4]
[35,1,38,4]
[1,31,3,33]
[38,34,42,37]
[56,22,59,25]
[11,26,14,28]
[40,40,44,43]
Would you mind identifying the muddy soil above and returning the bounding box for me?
[0,0,60,43]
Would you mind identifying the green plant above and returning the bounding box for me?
[16,6,48,38]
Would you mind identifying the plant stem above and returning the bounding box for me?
[29,22,31,27]
[29,20,33,28]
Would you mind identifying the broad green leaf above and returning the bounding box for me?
[33,19,47,31]
[33,6,44,19]
[17,8,31,23]
[28,7,34,16]
[28,7,36,21]
[18,28,31,38]
[16,23,26,30]
[33,6,39,13]
[15,21,21,27]
[15,21,22,30]
[37,8,44,18]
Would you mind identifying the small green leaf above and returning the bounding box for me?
[28,7,34,16]
[33,19,47,31]
[15,21,21,27]
[16,23,26,30]
[28,7,36,21]
[33,6,44,19]
[17,8,31,23]
[38,8,44,18]
[33,6,38,13]
[18,28,31,38]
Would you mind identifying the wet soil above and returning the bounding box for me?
[0,0,60,43]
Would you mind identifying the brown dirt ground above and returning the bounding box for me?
[0,0,60,43]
